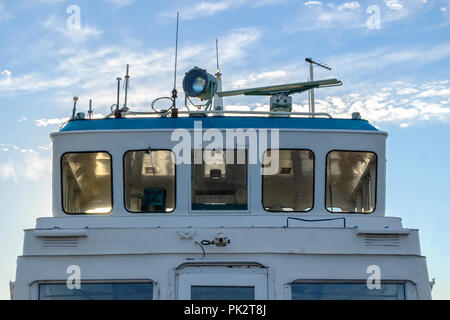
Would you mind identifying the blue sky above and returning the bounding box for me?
[0,0,449,299]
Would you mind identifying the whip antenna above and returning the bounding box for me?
[172,12,180,108]
[149,13,180,117]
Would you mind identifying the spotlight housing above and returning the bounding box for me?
[183,67,217,101]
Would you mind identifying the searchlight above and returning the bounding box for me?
[183,67,218,101]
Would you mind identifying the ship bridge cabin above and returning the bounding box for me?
[13,115,432,300]
[13,66,431,300]
[52,116,383,217]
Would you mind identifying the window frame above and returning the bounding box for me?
[36,280,156,300]
[261,149,315,213]
[289,280,406,300]
[325,150,378,215]
[122,149,177,214]
[189,148,250,213]
[191,286,256,300]
[60,151,114,216]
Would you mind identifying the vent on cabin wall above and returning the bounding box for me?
[42,237,79,248]
[364,235,401,247]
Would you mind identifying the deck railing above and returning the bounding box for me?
[104,110,333,119]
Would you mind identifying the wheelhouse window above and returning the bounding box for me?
[124,150,175,213]
[39,282,153,300]
[61,152,112,215]
[191,149,248,211]
[291,282,405,300]
[191,286,255,300]
[262,150,314,212]
[326,151,377,213]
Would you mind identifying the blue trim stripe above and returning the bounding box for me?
[60,117,379,132]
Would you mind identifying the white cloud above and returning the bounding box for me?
[219,27,261,63]
[0,72,78,93]
[230,70,289,88]
[416,88,450,98]
[219,59,450,127]
[1,69,11,77]
[327,43,450,76]
[288,1,365,31]
[42,14,102,43]
[304,1,322,7]
[0,163,17,182]
[3,0,445,131]
[440,1,450,17]
[0,143,50,156]
[20,149,38,155]
[287,0,426,32]
[103,0,135,7]
[0,26,262,117]
[338,2,360,11]
[23,154,52,181]
[312,80,450,125]
[0,143,19,151]
[163,0,245,20]
[384,0,404,11]
[37,144,52,151]
[252,0,290,7]
[397,87,418,95]
[1,69,11,84]
[1,143,51,154]
[0,145,51,182]
[36,0,67,4]
[35,118,69,127]
[54,27,261,110]
[161,0,289,20]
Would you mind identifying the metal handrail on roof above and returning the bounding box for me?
[105,110,333,119]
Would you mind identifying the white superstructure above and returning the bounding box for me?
[13,65,432,300]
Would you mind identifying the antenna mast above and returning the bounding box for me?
[115,77,122,118]
[88,99,93,119]
[213,39,223,111]
[71,97,79,119]
[123,64,130,112]
[172,12,180,111]
[306,57,332,118]
[216,39,220,75]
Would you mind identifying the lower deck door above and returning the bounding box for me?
[177,267,268,300]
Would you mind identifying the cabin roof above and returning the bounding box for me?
[60,117,379,132]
